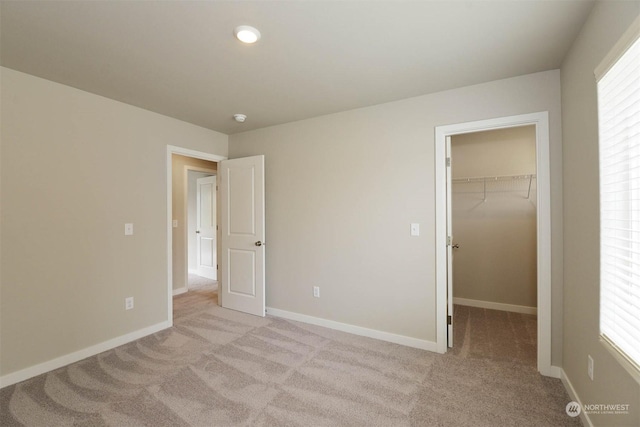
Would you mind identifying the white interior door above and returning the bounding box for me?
[196,175,217,281]
[219,155,265,317]
[446,136,454,348]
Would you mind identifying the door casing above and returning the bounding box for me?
[435,112,558,378]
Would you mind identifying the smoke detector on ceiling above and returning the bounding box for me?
[234,114,247,123]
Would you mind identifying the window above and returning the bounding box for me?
[598,29,640,371]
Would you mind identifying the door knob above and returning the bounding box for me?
[255,241,263,246]
[196,230,200,234]
[452,244,459,249]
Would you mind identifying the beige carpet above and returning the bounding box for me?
[187,274,218,291]
[0,292,580,426]
[449,304,538,367]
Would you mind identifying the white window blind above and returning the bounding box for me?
[598,32,640,371]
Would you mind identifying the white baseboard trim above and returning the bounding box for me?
[266,307,438,352]
[561,368,594,427]
[0,320,172,389]
[172,287,188,296]
[453,297,537,315]
[540,364,562,379]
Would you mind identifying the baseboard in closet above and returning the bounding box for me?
[453,297,537,315]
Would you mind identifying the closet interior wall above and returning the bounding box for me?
[451,125,538,311]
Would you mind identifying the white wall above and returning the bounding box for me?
[0,67,228,381]
[561,1,640,425]
[451,126,537,309]
[229,70,563,362]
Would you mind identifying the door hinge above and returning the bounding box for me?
[447,236,452,246]
[447,315,452,325]
[446,157,451,167]
[216,264,218,270]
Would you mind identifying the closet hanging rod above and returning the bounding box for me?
[451,173,536,183]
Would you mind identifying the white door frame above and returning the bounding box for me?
[435,112,558,378]
[167,145,226,323]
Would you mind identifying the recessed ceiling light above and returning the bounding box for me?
[234,25,261,44]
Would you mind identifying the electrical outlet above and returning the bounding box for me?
[125,297,134,310]
[588,355,594,380]
[313,286,320,298]
[124,223,134,235]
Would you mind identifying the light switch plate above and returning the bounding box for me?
[125,223,134,235]
[411,223,420,236]
[172,220,178,228]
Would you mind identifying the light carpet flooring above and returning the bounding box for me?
[1,290,580,426]
[187,274,218,291]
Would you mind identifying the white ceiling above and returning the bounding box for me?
[0,1,595,135]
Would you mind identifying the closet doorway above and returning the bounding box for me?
[435,112,556,377]
[450,126,537,366]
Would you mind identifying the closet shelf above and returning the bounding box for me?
[452,173,536,183]
[452,174,537,200]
